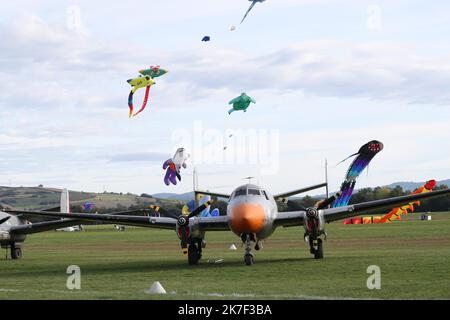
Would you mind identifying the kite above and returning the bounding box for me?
[82,202,93,211]
[127,76,155,118]
[240,0,266,24]
[333,140,384,207]
[228,93,255,114]
[138,65,168,79]
[201,36,210,42]
[223,134,234,150]
[162,148,189,186]
[126,66,168,118]
[379,180,436,223]
[230,26,236,31]
[182,194,220,217]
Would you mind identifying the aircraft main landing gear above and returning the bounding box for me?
[187,241,203,265]
[11,244,22,260]
[309,237,323,259]
[188,244,199,265]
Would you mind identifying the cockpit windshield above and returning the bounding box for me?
[231,186,264,199]
[248,189,261,196]
[234,188,247,197]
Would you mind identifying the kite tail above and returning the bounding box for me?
[336,152,359,166]
[240,1,257,24]
[333,180,356,208]
[128,91,134,118]
[132,85,151,117]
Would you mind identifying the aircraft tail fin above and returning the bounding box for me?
[60,188,70,214]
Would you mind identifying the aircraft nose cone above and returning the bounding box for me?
[230,203,266,234]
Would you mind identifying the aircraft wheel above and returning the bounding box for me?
[314,239,323,259]
[11,245,22,260]
[188,244,199,265]
[244,253,254,266]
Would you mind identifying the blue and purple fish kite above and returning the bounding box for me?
[332,140,384,207]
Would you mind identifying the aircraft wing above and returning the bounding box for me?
[274,182,327,200]
[6,209,150,221]
[194,190,231,199]
[9,219,85,235]
[274,188,450,227]
[6,211,177,230]
[8,209,229,232]
[197,216,230,231]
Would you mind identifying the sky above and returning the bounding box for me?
[0,0,449,197]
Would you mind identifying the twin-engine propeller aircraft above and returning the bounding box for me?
[0,189,148,259]
[5,182,450,265]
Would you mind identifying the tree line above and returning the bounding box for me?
[71,184,449,217]
[283,184,449,213]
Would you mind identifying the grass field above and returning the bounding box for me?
[1,212,449,300]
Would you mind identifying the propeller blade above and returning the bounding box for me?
[0,216,11,225]
[286,201,307,211]
[187,200,213,219]
[316,192,342,210]
[176,215,189,254]
[180,227,188,255]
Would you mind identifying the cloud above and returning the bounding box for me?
[0,8,449,196]
[109,152,168,163]
[2,13,450,114]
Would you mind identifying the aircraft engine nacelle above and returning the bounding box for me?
[303,207,326,238]
[175,217,204,241]
[0,231,11,241]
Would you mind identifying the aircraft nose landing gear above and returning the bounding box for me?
[243,234,255,266]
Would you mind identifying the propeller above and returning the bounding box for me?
[303,192,342,241]
[288,192,343,213]
[177,200,213,254]
[0,216,11,226]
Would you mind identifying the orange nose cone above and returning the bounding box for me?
[230,203,266,234]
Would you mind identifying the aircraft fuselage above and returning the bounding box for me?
[226,183,278,240]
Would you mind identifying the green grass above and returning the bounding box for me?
[1,212,449,300]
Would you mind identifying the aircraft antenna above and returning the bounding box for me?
[243,176,254,184]
[325,158,329,203]
[193,167,198,192]
[193,167,199,207]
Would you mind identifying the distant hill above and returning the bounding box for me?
[0,186,182,211]
[152,192,194,201]
[384,179,450,191]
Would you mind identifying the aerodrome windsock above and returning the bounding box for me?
[333,140,383,207]
[379,180,436,223]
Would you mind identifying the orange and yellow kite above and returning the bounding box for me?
[379,180,436,223]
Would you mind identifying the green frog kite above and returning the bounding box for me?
[228,93,256,115]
